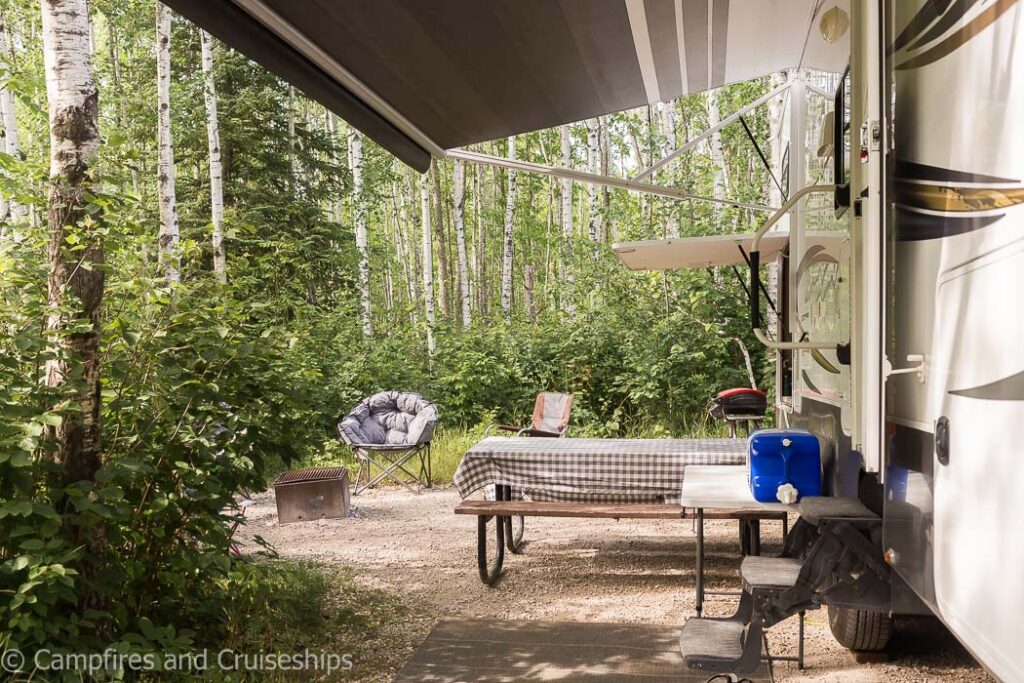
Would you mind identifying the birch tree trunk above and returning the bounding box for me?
[767,72,787,210]
[0,87,9,227]
[420,172,435,354]
[500,135,516,318]
[392,180,418,324]
[586,119,600,241]
[0,17,25,227]
[200,30,226,283]
[41,0,103,487]
[657,102,680,238]
[475,164,486,315]
[766,72,788,316]
[348,128,372,336]
[707,89,731,211]
[156,3,179,280]
[453,158,471,327]
[431,162,450,317]
[524,264,536,322]
[326,112,342,223]
[559,124,575,314]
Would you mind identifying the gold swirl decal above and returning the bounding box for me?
[896,182,1024,213]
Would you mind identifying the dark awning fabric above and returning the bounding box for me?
[164,0,848,172]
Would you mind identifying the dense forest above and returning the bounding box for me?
[0,0,795,676]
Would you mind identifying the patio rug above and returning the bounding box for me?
[393,618,771,682]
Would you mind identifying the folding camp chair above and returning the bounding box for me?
[482,392,573,553]
[338,391,438,494]
[485,391,574,438]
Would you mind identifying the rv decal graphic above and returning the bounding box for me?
[810,348,841,375]
[950,370,1024,400]
[895,162,1023,241]
[801,370,822,395]
[894,0,1019,70]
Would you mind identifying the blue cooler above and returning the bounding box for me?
[748,429,823,503]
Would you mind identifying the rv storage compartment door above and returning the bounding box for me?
[930,239,1024,682]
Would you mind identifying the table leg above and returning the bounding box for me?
[750,519,761,556]
[798,610,805,670]
[739,519,750,555]
[696,507,704,617]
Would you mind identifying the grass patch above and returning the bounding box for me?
[158,560,431,682]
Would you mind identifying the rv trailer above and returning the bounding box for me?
[164,0,1024,678]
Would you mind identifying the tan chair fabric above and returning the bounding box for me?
[531,392,573,435]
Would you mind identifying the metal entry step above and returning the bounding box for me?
[741,555,804,590]
[680,617,764,673]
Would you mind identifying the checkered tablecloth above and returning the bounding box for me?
[453,437,747,504]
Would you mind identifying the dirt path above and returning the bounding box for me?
[237,487,989,682]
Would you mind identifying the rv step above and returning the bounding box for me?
[679,617,765,673]
[798,496,878,524]
[741,556,804,590]
[680,618,744,664]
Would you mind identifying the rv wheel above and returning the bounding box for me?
[828,605,891,651]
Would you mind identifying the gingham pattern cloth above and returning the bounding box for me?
[454,437,747,504]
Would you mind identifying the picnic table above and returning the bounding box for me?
[453,436,787,584]
[454,436,747,503]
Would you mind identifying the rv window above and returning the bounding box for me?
[834,65,851,211]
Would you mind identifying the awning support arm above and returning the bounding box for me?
[631,82,790,182]
[749,184,838,351]
[739,115,787,201]
[735,245,779,320]
[446,148,777,213]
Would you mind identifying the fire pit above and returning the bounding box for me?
[274,467,350,524]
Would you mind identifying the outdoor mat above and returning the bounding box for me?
[393,618,771,682]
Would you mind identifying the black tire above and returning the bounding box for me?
[828,605,892,651]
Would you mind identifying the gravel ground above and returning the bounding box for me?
[236,486,991,682]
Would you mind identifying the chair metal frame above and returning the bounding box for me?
[349,441,432,494]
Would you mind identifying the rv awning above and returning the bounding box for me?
[613,232,791,271]
[162,0,850,172]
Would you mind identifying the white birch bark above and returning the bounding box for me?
[41,0,104,484]
[287,86,296,183]
[657,102,680,238]
[500,135,516,318]
[0,91,8,227]
[348,128,372,336]
[767,72,787,210]
[392,179,417,324]
[453,158,471,327]
[475,164,485,314]
[0,18,25,226]
[156,3,179,281]
[420,172,435,354]
[200,30,226,283]
[586,119,600,241]
[326,112,342,223]
[559,124,575,314]
[524,264,536,322]
[766,72,788,311]
[707,89,731,212]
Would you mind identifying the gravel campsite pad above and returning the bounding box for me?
[236,487,990,682]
